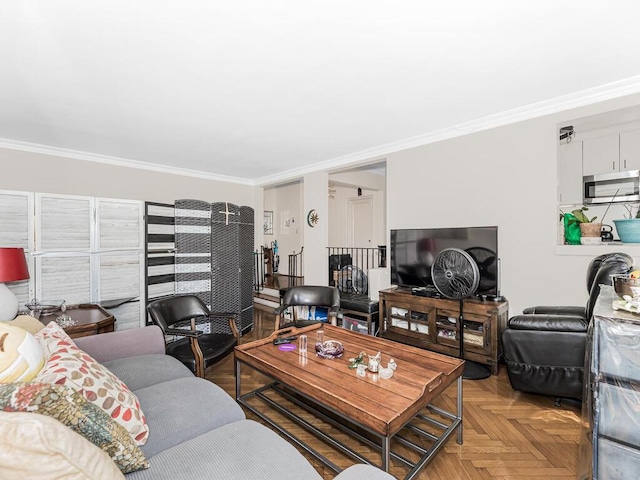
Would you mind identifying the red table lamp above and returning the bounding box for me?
[0,248,30,321]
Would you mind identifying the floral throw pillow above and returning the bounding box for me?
[35,322,149,445]
[35,321,79,356]
[0,382,149,474]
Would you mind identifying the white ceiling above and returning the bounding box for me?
[2,1,640,185]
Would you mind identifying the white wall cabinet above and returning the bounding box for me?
[557,140,583,205]
[583,130,640,176]
[582,133,620,176]
[620,129,640,172]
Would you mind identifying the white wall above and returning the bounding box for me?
[303,171,329,285]
[386,93,640,316]
[253,186,264,252]
[330,170,385,191]
[264,181,302,274]
[262,187,277,249]
[1,148,255,205]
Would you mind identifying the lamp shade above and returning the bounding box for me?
[0,248,30,283]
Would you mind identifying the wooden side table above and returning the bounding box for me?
[40,304,116,339]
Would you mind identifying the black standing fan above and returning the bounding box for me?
[337,265,368,295]
[465,247,499,297]
[431,248,491,380]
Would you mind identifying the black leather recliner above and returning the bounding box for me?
[502,252,633,401]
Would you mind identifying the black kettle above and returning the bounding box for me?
[601,225,614,241]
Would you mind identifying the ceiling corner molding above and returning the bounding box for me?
[4,76,640,189]
[257,75,640,186]
[0,139,255,186]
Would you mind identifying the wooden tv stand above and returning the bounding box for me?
[379,287,509,375]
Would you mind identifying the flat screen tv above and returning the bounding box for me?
[390,226,499,297]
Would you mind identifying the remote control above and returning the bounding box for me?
[273,336,296,345]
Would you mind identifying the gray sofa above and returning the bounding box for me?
[75,326,394,480]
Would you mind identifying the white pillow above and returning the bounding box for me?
[0,323,45,383]
[0,411,125,480]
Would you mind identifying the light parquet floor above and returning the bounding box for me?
[207,310,582,480]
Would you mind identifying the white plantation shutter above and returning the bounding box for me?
[97,200,141,250]
[36,255,92,304]
[96,199,144,330]
[99,252,142,330]
[99,253,140,299]
[0,191,31,249]
[0,191,33,306]
[35,194,93,305]
[37,194,92,251]
[2,191,145,327]
[30,193,144,328]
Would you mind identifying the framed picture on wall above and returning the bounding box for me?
[264,211,273,235]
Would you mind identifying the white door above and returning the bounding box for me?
[347,196,373,247]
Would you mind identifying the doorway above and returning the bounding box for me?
[347,196,373,248]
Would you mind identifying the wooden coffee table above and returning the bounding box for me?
[235,324,464,479]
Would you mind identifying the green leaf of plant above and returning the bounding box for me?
[570,206,595,223]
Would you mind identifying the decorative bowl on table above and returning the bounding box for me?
[612,274,640,300]
[315,340,344,359]
[24,299,66,318]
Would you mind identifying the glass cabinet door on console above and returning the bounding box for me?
[435,308,492,356]
[384,302,435,343]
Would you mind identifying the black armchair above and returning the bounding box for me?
[502,253,633,402]
[274,286,340,330]
[147,295,239,378]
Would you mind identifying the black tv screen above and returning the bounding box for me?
[390,226,499,296]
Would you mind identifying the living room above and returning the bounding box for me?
[2,2,640,479]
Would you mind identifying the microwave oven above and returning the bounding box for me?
[583,170,640,204]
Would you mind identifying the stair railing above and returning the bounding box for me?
[288,247,304,286]
[327,246,387,291]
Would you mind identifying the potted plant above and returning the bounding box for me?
[570,207,602,244]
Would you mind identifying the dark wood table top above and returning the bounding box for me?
[40,304,115,337]
[235,324,464,436]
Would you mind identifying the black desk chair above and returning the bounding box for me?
[147,295,239,378]
[274,286,340,330]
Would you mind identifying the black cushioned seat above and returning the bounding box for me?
[274,286,341,329]
[339,292,379,314]
[147,295,239,378]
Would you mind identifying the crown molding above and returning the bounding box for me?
[255,75,640,186]
[0,138,254,186]
[3,76,640,188]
